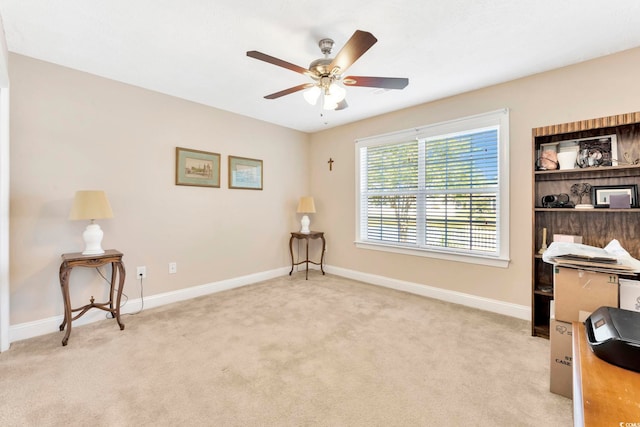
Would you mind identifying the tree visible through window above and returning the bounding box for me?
[356,110,509,266]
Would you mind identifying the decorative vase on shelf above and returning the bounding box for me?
[557,151,578,170]
[538,142,559,170]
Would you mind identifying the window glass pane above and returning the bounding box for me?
[366,141,418,191]
[425,193,497,252]
[366,195,416,244]
[425,129,498,190]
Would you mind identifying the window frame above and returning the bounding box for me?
[354,109,510,268]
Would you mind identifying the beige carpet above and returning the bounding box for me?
[0,273,571,426]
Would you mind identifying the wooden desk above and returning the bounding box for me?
[572,322,640,426]
[58,249,126,346]
[289,231,325,280]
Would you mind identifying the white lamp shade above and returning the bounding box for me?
[322,83,346,110]
[303,86,321,105]
[327,83,346,102]
[323,98,338,110]
[304,83,346,110]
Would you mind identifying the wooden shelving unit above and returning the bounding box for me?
[531,112,640,338]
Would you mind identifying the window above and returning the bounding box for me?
[355,109,509,267]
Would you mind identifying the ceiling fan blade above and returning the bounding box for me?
[246,51,310,75]
[343,76,409,90]
[328,30,377,75]
[335,99,348,111]
[264,83,314,99]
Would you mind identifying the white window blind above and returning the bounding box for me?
[362,141,418,244]
[356,109,509,267]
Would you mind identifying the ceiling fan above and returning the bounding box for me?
[246,30,409,111]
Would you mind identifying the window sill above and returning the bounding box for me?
[354,241,510,268]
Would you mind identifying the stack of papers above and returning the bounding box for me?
[542,240,640,273]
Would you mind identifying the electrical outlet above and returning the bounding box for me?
[169,262,177,274]
[136,266,147,279]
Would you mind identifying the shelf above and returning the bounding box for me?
[533,325,550,339]
[534,164,640,179]
[534,207,640,212]
[534,289,553,297]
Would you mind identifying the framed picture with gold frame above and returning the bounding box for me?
[228,156,263,190]
[175,147,220,188]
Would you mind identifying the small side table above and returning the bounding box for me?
[58,249,126,346]
[289,231,326,280]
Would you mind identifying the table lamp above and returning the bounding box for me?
[296,196,316,234]
[69,190,114,255]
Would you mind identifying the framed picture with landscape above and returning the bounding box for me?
[228,156,263,190]
[175,147,220,188]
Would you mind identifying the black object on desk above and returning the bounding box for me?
[585,306,640,372]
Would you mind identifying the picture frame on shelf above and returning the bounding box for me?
[175,147,221,188]
[228,156,263,190]
[576,134,618,168]
[591,184,638,208]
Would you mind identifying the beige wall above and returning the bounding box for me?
[309,47,640,307]
[9,54,309,325]
[8,47,640,329]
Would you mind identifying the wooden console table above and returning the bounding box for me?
[289,231,325,280]
[58,249,126,346]
[572,322,640,426]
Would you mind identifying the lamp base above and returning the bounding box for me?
[82,223,105,255]
[300,215,311,234]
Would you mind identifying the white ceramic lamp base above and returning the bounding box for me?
[82,222,105,255]
[300,215,311,234]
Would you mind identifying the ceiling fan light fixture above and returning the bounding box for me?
[247,30,409,112]
[303,85,321,105]
[327,82,346,102]
[323,97,338,110]
[322,82,346,110]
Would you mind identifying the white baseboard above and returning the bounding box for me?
[9,267,290,344]
[9,263,529,345]
[325,265,531,321]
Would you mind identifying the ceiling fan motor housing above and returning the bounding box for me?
[308,58,333,78]
[318,38,334,55]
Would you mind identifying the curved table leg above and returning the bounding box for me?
[305,237,310,280]
[59,264,73,346]
[289,235,295,276]
[114,261,126,331]
[320,235,326,275]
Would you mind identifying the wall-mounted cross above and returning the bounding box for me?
[328,158,334,171]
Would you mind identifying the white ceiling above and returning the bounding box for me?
[1,0,640,133]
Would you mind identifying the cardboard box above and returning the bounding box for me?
[553,266,618,323]
[620,279,640,312]
[550,308,573,398]
[553,234,582,244]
